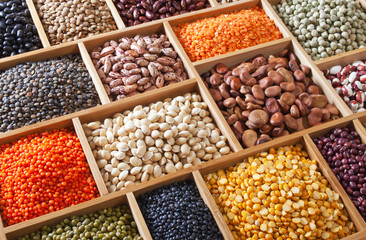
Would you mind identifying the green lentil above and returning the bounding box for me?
[18,205,142,240]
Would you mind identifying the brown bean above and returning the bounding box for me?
[265,86,281,97]
[300,64,311,75]
[252,65,268,79]
[219,83,231,99]
[256,134,272,145]
[252,85,264,100]
[245,94,264,105]
[240,85,252,95]
[209,88,222,101]
[270,112,284,126]
[307,85,322,94]
[240,69,257,86]
[276,67,294,82]
[280,82,295,92]
[284,114,298,131]
[247,102,262,111]
[209,73,222,85]
[259,124,273,134]
[252,56,267,68]
[258,77,273,89]
[227,114,238,125]
[233,121,245,135]
[292,86,303,98]
[215,63,228,74]
[268,70,284,84]
[295,82,306,92]
[235,96,247,110]
[266,97,280,114]
[230,89,240,98]
[293,69,306,81]
[280,92,296,106]
[322,108,331,121]
[277,99,290,113]
[237,62,255,73]
[290,105,300,118]
[248,109,269,128]
[223,98,236,108]
[325,103,339,115]
[231,67,246,77]
[299,92,313,107]
[230,77,242,91]
[310,94,328,108]
[295,99,309,116]
[308,107,322,126]
[242,129,258,148]
[271,123,285,137]
[289,59,300,72]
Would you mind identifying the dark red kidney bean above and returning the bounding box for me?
[173,1,182,10]
[117,3,125,10]
[181,0,187,9]
[133,8,140,19]
[159,7,167,13]
[139,9,146,15]
[169,6,176,13]
[153,1,162,12]
[146,10,154,19]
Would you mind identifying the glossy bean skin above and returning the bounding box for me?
[116,0,210,27]
[203,49,340,148]
[314,127,366,221]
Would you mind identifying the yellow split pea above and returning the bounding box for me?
[205,144,356,240]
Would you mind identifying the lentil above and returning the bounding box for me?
[113,0,210,27]
[35,0,117,45]
[0,0,42,58]
[83,93,231,192]
[201,50,340,148]
[205,144,356,240]
[0,55,100,133]
[274,0,366,60]
[0,129,99,226]
[137,180,223,240]
[91,34,188,101]
[324,61,366,113]
[18,205,142,240]
[173,6,282,62]
[314,127,366,221]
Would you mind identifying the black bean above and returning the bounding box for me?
[137,180,223,240]
[0,0,41,58]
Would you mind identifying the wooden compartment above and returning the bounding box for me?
[27,0,123,47]
[105,0,216,29]
[197,120,366,239]
[265,0,366,63]
[0,43,105,134]
[131,170,232,240]
[167,0,290,64]
[192,38,352,151]
[73,78,241,196]
[80,21,198,105]
[308,119,366,228]
[0,118,104,237]
[5,192,149,240]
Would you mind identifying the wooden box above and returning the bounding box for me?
[0,0,366,239]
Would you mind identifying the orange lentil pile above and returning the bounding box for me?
[173,6,283,62]
[0,129,99,226]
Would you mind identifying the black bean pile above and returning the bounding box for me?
[314,127,366,220]
[18,205,143,240]
[0,0,42,58]
[0,55,100,133]
[137,180,223,240]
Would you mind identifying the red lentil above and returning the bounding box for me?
[173,6,283,62]
[0,129,99,226]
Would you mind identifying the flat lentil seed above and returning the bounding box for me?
[0,0,42,58]
[0,55,100,133]
[0,129,99,226]
[18,205,142,240]
[205,144,356,240]
[137,180,223,240]
[173,6,282,62]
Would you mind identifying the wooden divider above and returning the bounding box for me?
[72,117,109,196]
[192,171,234,240]
[126,193,153,240]
[105,0,126,29]
[25,0,50,48]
